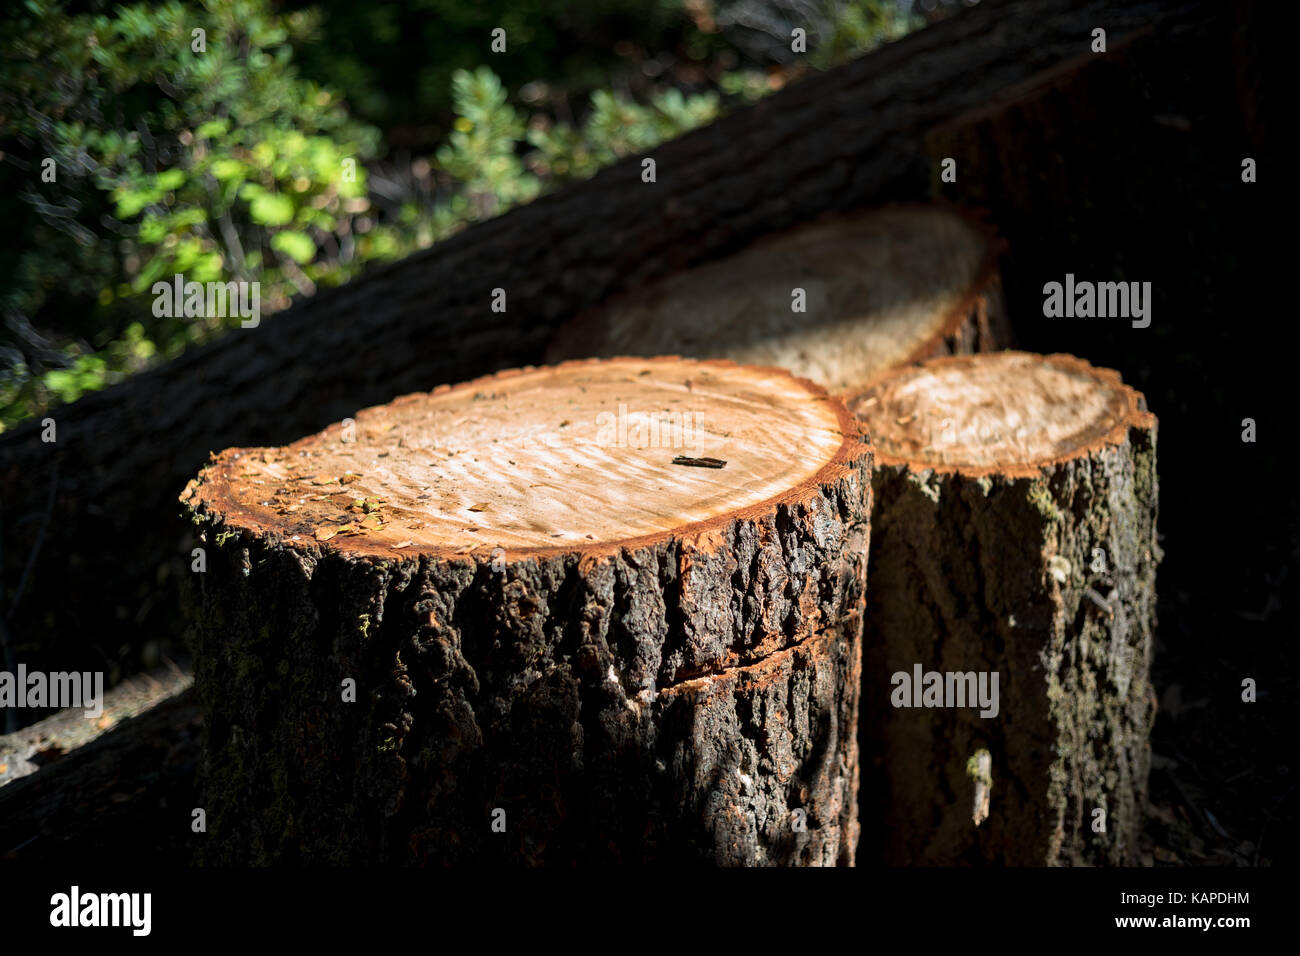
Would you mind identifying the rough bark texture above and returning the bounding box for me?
[0,0,1210,697]
[544,204,1012,393]
[184,360,871,864]
[850,354,1159,865]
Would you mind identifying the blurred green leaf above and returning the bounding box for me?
[249,192,294,227]
[271,230,315,265]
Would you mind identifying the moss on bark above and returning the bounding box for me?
[860,422,1159,865]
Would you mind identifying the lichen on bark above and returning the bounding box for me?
[860,421,1158,865]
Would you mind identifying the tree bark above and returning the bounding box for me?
[183,357,871,864]
[848,352,1159,865]
[0,685,200,864]
[0,0,1210,692]
[544,204,1012,393]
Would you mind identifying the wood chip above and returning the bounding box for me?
[671,456,727,469]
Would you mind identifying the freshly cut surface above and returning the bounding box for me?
[850,351,1159,866]
[186,357,855,557]
[849,351,1142,473]
[183,356,873,865]
[544,205,1008,393]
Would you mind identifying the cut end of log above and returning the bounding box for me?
[543,205,1008,393]
[181,356,863,558]
[848,351,1155,476]
[185,356,872,865]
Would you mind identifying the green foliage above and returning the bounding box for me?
[527,86,719,184]
[809,0,919,69]
[288,0,695,137]
[435,67,540,219]
[0,0,919,432]
[375,63,719,242]
[0,0,395,428]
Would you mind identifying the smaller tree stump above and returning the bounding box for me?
[544,205,1011,393]
[848,352,1160,866]
[182,357,872,865]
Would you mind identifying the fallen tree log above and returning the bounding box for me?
[545,204,1011,392]
[182,357,871,865]
[0,0,1213,693]
[0,660,191,787]
[0,684,200,864]
[849,352,1159,865]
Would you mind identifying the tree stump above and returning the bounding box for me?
[544,205,1011,393]
[847,352,1159,866]
[181,357,872,865]
[0,0,1217,710]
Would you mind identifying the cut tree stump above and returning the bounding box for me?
[545,205,1011,394]
[0,0,1214,703]
[847,352,1159,866]
[181,357,872,865]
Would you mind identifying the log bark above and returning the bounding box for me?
[182,357,871,864]
[545,204,1011,393]
[0,0,1211,691]
[0,661,191,787]
[0,685,200,864]
[847,352,1159,865]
